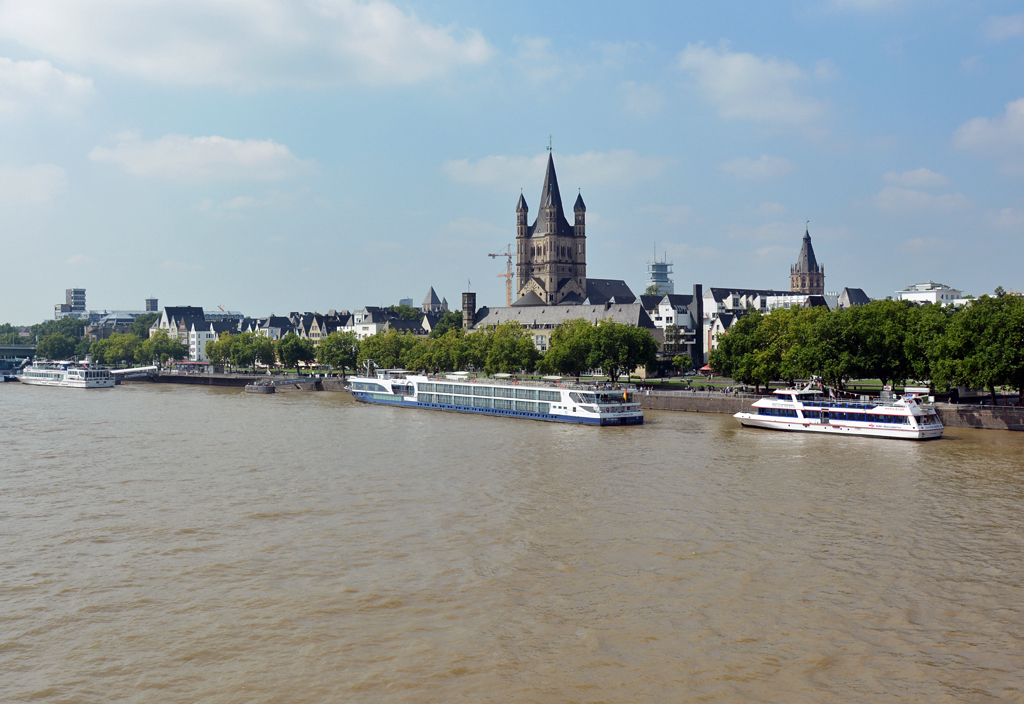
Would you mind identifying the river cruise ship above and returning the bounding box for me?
[17,361,116,388]
[735,385,943,440]
[349,371,643,426]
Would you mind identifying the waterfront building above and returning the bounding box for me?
[702,287,788,357]
[189,320,236,362]
[838,287,871,309]
[151,306,206,341]
[790,229,825,295]
[765,293,837,312]
[896,281,965,306]
[471,302,654,353]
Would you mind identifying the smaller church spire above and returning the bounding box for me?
[516,192,528,212]
[574,190,586,212]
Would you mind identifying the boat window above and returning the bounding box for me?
[473,386,493,397]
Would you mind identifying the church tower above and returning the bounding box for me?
[514,153,587,305]
[790,228,824,295]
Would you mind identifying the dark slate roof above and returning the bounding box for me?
[386,319,426,335]
[421,312,442,330]
[516,193,528,212]
[423,287,442,307]
[586,279,636,306]
[794,230,821,274]
[512,291,545,307]
[806,295,829,308]
[559,291,586,304]
[475,303,655,330]
[527,153,575,239]
[574,192,586,212]
[664,294,694,308]
[639,294,663,311]
[164,306,204,319]
[840,287,871,307]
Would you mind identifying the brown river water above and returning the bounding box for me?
[2,382,1023,703]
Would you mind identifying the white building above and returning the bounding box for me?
[765,293,838,312]
[896,281,964,306]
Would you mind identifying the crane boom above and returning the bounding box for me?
[488,244,514,307]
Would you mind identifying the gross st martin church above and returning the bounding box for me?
[514,153,589,306]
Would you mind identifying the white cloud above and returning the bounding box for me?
[0,57,93,115]
[90,133,308,180]
[442,150,670,191]
[621,81,665,116]
[0,0,492,89]
[953,98,1024,174]
[873,186,973,214]
[65,254,95,265]
[0,163,66,205]
[718,154,796,180]
[985,14,1024,42]
[990,208,1024,229]
[882,168,951,188]
[677,43,827,126]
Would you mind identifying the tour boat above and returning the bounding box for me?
[348,371,643,425]
[734,385,943,440]
[16,361,116,388]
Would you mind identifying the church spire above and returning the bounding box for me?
[538,152,562,212]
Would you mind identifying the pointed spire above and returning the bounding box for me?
[538,152,562,212]
[796,229,819,273]
[574,190,586,212]
[516,192,528,212]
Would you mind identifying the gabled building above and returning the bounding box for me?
[189,320,236,362]
[421,288,447,314]
[470,302,654,353]
[151,306,206,341]
[838,287,871,309]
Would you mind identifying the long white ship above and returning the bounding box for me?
[17,361,116,388]
[349,371,643,426]
[735,385,943,440]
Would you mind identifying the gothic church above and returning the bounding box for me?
[515,153,588,305]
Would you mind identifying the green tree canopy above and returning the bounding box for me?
[37,333,77,360]
[129,312,160,339]
[316,331,360,375]
[586,319,658,383]
[429,310,463,338]
[276,332,315,369]
[538,318,595,380]
[388,304,424,321]
[358,329,421,371]
[137,329,187,367]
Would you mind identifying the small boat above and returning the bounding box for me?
[734,384,943,440]
[245,381,275,394]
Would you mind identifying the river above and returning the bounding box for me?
[2,382,1022,703]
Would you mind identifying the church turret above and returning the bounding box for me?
[790,228,825,295]
[573,191,586,236]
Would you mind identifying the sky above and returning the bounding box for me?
[2,0,1023,323]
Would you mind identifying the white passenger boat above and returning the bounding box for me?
[349,371,643,426]
[734,385,943,440]
[16,361,116,388]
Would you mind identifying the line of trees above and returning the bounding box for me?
[353,318,658,382]
[709,295,1024,402]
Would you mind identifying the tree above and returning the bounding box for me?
[36,333,76,360]
[275,332,315,370]
[587,319,658,383]
[672,355,692,375]
[316,331,360,376]
[206,333,232,365]
[388,304,423,321]
[943,294,1024,403]
[429,310,463,338]
[538,318,594,381]
[137,329,187,367]
[644,284,662,296]
[464,321,539,375]
[102,333,141,365]
[358,329,421,370]
[129,312,160,339]
[74,337,92,359]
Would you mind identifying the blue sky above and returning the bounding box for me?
[2,0,1023,323]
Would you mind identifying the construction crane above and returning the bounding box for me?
[488,244,514,307]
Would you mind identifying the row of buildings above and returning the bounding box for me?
[55,154,972,369]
